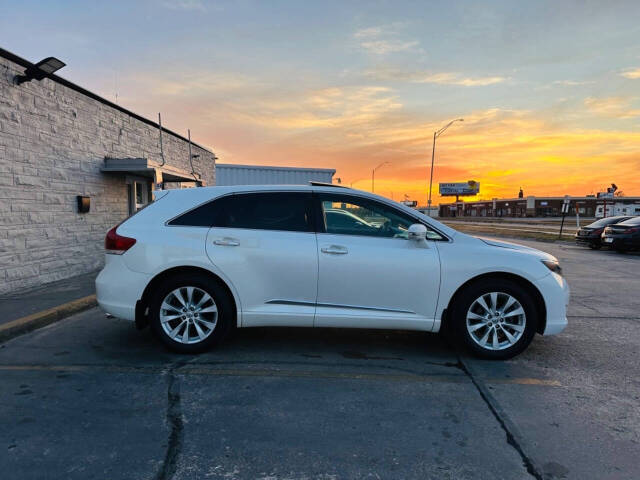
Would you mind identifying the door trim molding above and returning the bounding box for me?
[265,299,415,315]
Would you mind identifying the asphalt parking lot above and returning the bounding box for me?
[1,239,639,480]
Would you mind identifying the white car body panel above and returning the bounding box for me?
[95,254,148,320]
[205,227,318,327]
[315,233,440,330]
[95,184,569,340]
[432,236,568,334]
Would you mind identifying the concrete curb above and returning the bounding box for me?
[0,294,97,344]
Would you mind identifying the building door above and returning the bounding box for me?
[127,177,152,215]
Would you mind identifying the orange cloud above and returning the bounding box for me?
[363,68,507,86]
[620,68,640,79]
[584,97,640,119]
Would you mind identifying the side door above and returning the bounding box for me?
[314,192,442,330]
[205,191,318,327]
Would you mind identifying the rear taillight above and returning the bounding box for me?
[105,225,136,255]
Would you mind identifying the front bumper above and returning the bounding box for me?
[95,254,150,321]
[534,272,570,335]
[575,235,599,246]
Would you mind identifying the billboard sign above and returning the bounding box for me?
[439,180,480,197]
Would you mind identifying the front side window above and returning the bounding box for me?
[170,192,314,232]
[318,193,443,240]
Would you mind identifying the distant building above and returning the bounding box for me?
[416,206,439,218]
[216,163,335,186]
[439,196,640,218]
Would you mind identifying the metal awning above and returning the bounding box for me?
[101,157,202,184]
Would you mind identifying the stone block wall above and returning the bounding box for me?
[0,54,215,294]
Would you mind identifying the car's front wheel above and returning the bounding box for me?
[450,279,538,360]
[149,273,233,353]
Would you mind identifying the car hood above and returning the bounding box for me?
[476,236,556,261]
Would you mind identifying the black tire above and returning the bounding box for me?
[588,243,601,250]
[449,279,538,360]
[149,273,234,354]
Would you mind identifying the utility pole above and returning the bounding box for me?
[372,161,390,193]
[427,118,464,217]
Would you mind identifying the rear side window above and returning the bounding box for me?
[169,192,314,232]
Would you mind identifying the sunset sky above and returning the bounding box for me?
[2,0,640,204]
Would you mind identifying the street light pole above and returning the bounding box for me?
[372,161,390,193]
[427,118,464,216]
[427,131,436,216]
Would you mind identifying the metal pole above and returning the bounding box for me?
[427,131,436,216]
[371,169,375,193]
[158,113,165,167]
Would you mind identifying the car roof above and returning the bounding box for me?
[619,216,640,225]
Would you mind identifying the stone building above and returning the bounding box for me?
[0,48,216,294]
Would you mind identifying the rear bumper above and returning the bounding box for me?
[601,235,638,249]
[95,254,150,321]
[534,272,570,335]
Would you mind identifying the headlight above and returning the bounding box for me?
[542,259,562,275]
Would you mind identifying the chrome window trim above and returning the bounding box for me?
[164,188,452,242]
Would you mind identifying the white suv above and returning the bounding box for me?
[96,184,569,359]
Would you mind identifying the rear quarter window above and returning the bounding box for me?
[168,192,314,232]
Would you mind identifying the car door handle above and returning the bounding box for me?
[321,245,348,255]
[213,237,240,247]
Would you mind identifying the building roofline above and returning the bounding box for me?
[216,163,336,174]
[0,47,212,154]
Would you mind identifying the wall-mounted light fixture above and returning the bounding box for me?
[15,57,66,85]
[77,195,90,213]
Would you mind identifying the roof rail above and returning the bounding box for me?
[309,181,348,188]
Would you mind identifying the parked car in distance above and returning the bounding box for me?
[601,216,640,253]
[575,216,632,249]
[96,184,570,360]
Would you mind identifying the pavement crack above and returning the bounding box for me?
[155,366,185,480]
[457,356,544,480]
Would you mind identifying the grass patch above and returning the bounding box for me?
[443,223,572,242]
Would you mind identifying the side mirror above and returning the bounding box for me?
[408,223,427,241]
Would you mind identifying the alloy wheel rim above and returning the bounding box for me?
[160,287,218,344]
[466,292,526,351]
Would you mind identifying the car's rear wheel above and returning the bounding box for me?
[450,279,538,360]
[149,273,233,353]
